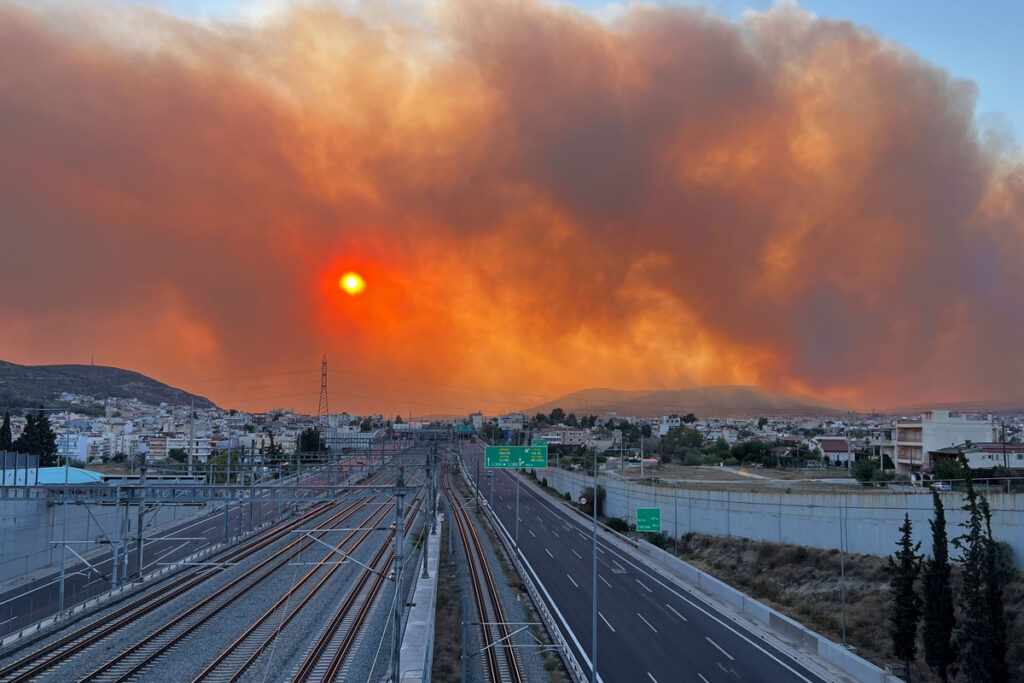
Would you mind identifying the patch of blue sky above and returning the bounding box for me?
[121,0,1024,143]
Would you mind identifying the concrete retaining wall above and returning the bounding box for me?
[538,468,1024,567]
[0,495,207,585]
[399,514,442,682]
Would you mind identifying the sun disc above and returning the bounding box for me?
[339,272,365,295]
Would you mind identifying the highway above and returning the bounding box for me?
[461,442,831,683]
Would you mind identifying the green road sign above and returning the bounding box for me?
[636,508,661,533]
[485,444,548,468]
[455,424,474,434]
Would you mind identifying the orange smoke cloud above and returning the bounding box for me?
[1,0,1022,414]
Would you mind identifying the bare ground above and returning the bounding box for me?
[675,533,1024,682]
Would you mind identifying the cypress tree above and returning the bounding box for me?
[981,498,1009,682]
[888,514,921,679]
[921,491,955,682]
[34,411,58,467]
[11,410,58,466]
[12,412,36,454]
[0,411,11,451]
[954,454,996,680]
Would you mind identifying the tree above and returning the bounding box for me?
[932,456,962,482]
[681,413,697,424]
[297,427,323,452]
[394,414,404,424]
[757,417,768,430]
[0,411,11,451]
[661,426,702,457]
[851,459,879,483]
[921,492,955,682]
[888,514,921,679]
[12,409,58,467]
[549,407,565,424]
[640,422,652,438]
[360,418,373,433]
[954,455,1008,682]
[566,413,579,427]
[167,448,189,463]
[981,497,1009,683]
[578,485,606,516]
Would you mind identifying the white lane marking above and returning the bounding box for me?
[578,531,588,540]
[599,611,615,632]
[636,611,658,633]
[647,673,657,683]
[698,675,709,683]
[506,504,512,510]
[536,515,543,522]
[528,529,537,538]
[706,636,735,661]
[567,574,579,588]
[571,548,582,559]
[597,547,606,555]
[599,574,612,588]
[718,662,729,674]
[545,548,554,558]
[512,473,809,682]
[636,578,652,593]
[665,603,688,622]
[552,530,560,538]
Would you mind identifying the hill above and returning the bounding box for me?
[524,385,835,418]
[0,361,217,411]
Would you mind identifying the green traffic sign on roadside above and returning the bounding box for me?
[636,507,661,533]
[485,444,548,468]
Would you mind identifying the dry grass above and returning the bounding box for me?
[431,521,463,682]
[677,533,1024,682]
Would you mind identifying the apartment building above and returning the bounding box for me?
[537,426,589,447]
[875,410,996,474]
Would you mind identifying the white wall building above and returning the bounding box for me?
[878,410,997,474]
[658,415,682,436]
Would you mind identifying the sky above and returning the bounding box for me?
[1,0,1022,416]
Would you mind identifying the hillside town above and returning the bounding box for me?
[3,393,1021,482]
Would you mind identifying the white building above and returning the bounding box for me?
[876,410,997,474]
[658,415,682,436]
[498,413,526,431]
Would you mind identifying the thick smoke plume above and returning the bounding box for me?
[1,0,1022,413]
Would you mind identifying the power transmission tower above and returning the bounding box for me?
[317,355,329,427]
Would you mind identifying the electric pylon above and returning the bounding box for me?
[317,355,329,427]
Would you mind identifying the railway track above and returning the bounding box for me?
[441,464,524,683]
[0,470,395,682]
[194,495,422,683]
[289,494,424,683]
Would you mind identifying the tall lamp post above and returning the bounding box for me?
[591,447,598,682]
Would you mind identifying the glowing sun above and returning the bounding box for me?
[339,272,366,295]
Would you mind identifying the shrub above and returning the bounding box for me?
[606,517,629,533]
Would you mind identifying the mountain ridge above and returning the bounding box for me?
[523,385,837,418]
[0,360,217,411]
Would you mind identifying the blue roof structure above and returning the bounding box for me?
[1,467,105,486]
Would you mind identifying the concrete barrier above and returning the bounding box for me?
[399,514,442,682]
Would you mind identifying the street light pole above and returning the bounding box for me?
[58,408,70,612]
[592,448,598,682]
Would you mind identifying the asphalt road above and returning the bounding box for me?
[461,442,830,683]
